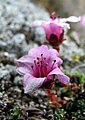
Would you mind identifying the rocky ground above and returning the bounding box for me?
[0,0,85,120]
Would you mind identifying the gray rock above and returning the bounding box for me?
[60,37,85,61]
[0,40,7,50]
[34,27,46,44]
[12,33,26,45]
[14,76,22,85]
[0,52,16,64]
[0,0,49,43]
[0,70,11,80]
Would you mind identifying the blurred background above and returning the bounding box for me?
[0,0,85,119]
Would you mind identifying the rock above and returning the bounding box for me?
[60,37,85,61]
[0,70,11,80]
[0,52,16,64]
[0,0,49,43]
[34,27,46,44]
[0,40,7,50]
[14,76,22,85]
[5,65,17,77]
[12,33,26,45]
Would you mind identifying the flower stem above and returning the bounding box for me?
[45,89,61,107]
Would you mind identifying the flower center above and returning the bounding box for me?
[31,54,56,78]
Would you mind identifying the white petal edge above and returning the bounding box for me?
[23,74,46,94]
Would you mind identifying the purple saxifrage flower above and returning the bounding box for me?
[16,45,70,94]
[42,22,64,47]
[34,14,80,47]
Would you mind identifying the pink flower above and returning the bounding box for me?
[34,15,80,29]
[42,22,64,47]
[80,15,85,27]
[16,45,70,94]
[33,14,80,47]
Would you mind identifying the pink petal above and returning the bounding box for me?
[48,49,63,65]
[16,55,35,75]
[48,67,70,84]
[23,74,46,94]
[42,23,52,40]
[16,55,34,65]
[66,16,80,22]
[16,67,30,75]
[29,45,49,58]
[50,23,63,39]
[80,15,85,26]
[49,48,60,57]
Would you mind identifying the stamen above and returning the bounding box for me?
[38,64,42,77]
[33,60,39,76]
[34,60,36,63]
[40,61,42,64]
[51,11,55,20]
[37,62,39,64]
[51,60,56,70]
[41,54,44,65]
[46,63,48,66]
[31,65,36,75]
[37,57,39,60]
[43,63,48,76]
[41,65,43,68]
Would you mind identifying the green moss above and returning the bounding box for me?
[54,108,66,120]
[65,99,85,120]
[64,70,85,84]
[10,106,20,120]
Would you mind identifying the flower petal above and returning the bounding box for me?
[42,23,52,40]
[16,67,30,75]
[48,67,70,84]
[23,74,46,94]
[80,15,85,26]
[28,45,49,58]
[66,16,80,22]
[49,48,60,57]
[16,55,34,65]
[53,19,70,29]
[49,49,63,65]
[16,55,35,75]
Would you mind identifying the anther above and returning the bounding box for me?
[31,65,33,68]
[34,60,36,63]
[54,60,56,62]
[40,61,42,63]
[41,54,43,56]
[46,63,48,66]
[37,62,39,64]
[37,57,39,60]
[44,57,46,60]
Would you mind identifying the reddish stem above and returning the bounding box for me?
[45,46,60,106]
[45,89,61,107]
